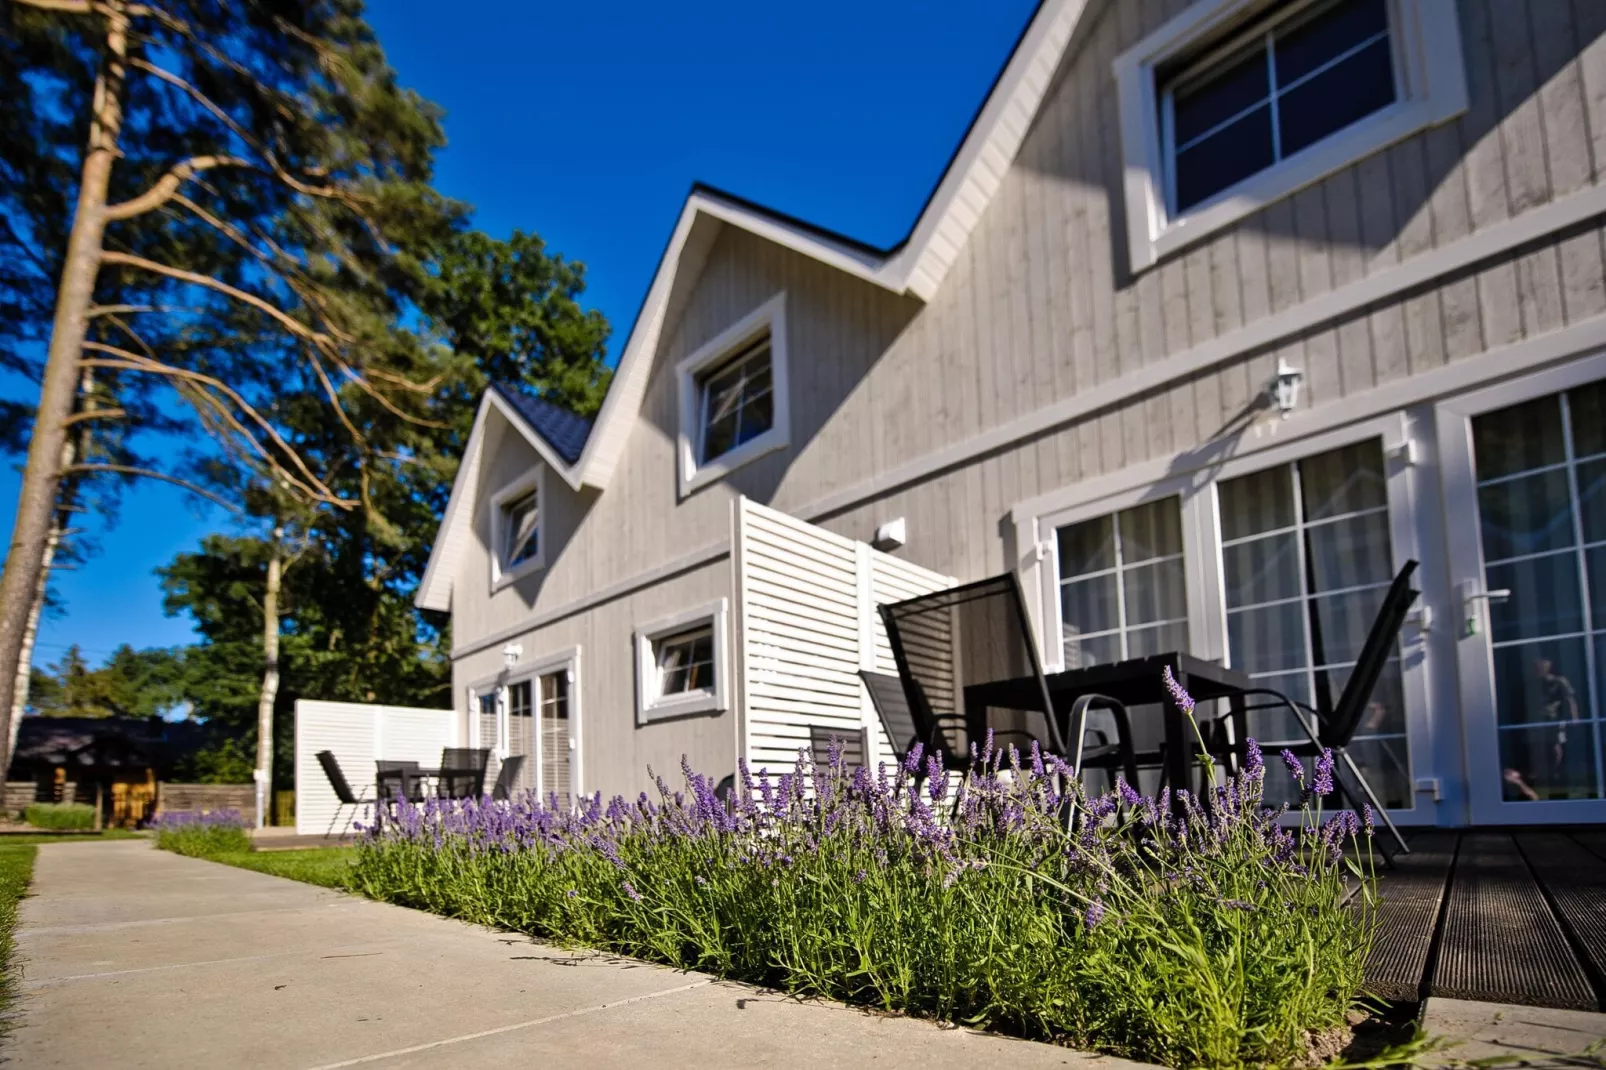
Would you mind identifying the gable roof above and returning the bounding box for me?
[415,0,1099,610]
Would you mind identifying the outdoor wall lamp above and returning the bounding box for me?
[1267,358,1304,418]
[502,643,522,668]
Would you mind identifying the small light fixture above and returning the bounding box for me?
[872,517,907,552]
[1267,358,1304,419]
[502,643,522,668]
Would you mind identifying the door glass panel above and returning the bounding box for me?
[539,670,571,807]
[1056,498,1187,668]
[477,692,498,753]
[1472,386,1606,802]
[1221,438,1412,808]
[503,679,534,794]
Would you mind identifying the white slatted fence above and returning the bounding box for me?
[294,700,454,835]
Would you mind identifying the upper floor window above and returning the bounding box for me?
[488,469,545,587]
[698,335,774,464]
[1163,0,1394,214]
[1116,0,1467,272]
[676,293,791,496]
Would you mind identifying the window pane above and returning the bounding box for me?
[1305,512,1393,593]
[502,493,539,568]
[1491,637,1589,726]
[1171,45,1270,147]
[1128,621,1187,658]
[1273,0,1389,85]
[1057,515,1115,576]
[1062,630,1121,670]
[1486,552,1585,644]
[1309,586,1390,666]
[1224,532,1301,607]
[1477,470,1575,562]
[1334,656,1407,736]
[1569,380,1606,459]
[1590,546,1606,631]
[1277,37,1395,158]
[1577,458,1606,544]
[1061,574,1119,636]
[738,387,774,445]
[1118,499,1182,562]
[1123,559,1186,626]
[1228,602,1308,673]
[1245,670,1312,742]
[1341,735,1412,809]
[1498,723,1599,801]
[508,680,533,718]
[1174,103,1276,211]
[1299,440,1387,521]
[703,411,740,462]
[1473,395,1566,480]
[1219,465,1294,540]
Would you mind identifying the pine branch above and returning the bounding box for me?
[103,155,252,221]
[61,408,126,426]
[61,464,241,512]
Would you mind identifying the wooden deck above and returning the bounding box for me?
[1366,827,1606,1011]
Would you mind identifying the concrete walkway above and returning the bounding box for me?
[6,841,1138,1069]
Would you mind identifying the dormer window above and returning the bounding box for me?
[489,469,546,587]
[698,336,774,464]
[1116,0,1467,272]
[677,293,791,496]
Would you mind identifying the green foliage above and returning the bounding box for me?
[176,737,256,784]
[214,846,356,890]
[24,803,94,831]
[26,644,185,718]
[0,844,37,1030]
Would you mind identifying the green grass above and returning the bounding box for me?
[207,847,357,889]
[0,830,142,845]
[0,844,36,1029]
[23,803,95,831]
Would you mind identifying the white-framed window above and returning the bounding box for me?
[634,599,730,723]
[467,645,583,804]
[1115,0,1467,272]
[488,468,546,587]
[676,293,790,496]
[1056,497,1191,669]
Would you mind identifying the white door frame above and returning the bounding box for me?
[1435,353,1606,826]
[502,646,582,803]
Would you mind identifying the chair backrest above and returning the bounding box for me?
[375,760,420,801]
[317,750,357,805]
[490,755,525,801]
[879,574,1064,758]
[1321,559,1420,747]
[807,725,870,771]
[442,748,489,770]
[859,670,921,759]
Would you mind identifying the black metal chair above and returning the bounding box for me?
[315,750,372,837]
[877,575,1143,782]
[807,724,871,771]
[437,747,490,799]
[1231,559,1420,856]
[857,670,966,776]
[489,755,526,802]
[375,760,425,806]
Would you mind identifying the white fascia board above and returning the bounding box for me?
[887,0,1091,301]
[414,389,580,612]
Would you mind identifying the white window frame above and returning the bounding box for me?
[1114,0,1467,273]
[634,598,730,724]
[676,293,790,497]
[488,467,547,590]
[468,647,583,801]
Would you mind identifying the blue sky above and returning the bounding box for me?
[2,0,1038,668]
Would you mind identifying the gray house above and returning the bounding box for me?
[417,0,1606,828]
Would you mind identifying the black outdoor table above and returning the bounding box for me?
[960,651,1254,799]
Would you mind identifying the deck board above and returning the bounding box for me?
[1363,832,1458,1001]
[1430,834,1596,1010]
[1516,833,1606,1000]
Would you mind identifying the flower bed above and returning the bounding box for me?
[353,673,1376,1069]
[152,809,251,856]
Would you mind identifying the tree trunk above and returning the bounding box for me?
[0,4,128,778]
[255,528,283,829]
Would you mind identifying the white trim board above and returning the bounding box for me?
[803,181,1606,524]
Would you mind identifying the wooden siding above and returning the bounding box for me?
[445,0,1606,802]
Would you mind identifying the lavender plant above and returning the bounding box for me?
[151,809,252,857]
[353,672,1376,1068]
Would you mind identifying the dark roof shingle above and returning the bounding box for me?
[490,382,593,465]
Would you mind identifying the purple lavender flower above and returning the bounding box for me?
[1312,749,1335,796]
[1280,749,1305,782]
[1083,897,1105,929]
[1161,666,1196,717]
[622,881,642,902]
[1244,737,1264,778]
[1116,776,1142,808]
[1362,804,1376,835]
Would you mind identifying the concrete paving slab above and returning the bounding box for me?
[5,840,1138,1069]
[1422,997,1606,1067]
